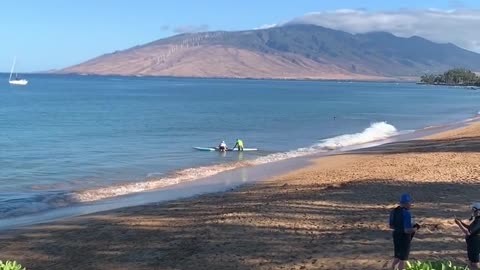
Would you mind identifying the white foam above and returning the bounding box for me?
[313,121,398,150]
[72,122,398,203]
[252,121,398,164]
[72,162,248,202]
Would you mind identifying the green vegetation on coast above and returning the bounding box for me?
[0,261,26,270]
[406,260,469,270]
[420,68,480,86]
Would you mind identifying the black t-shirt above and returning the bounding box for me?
[467,216,480,240]
[389,206,413,235]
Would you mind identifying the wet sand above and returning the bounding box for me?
[1,123,480,269]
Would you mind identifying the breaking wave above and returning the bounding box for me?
[72,122,398,202]
[314,121,398,150]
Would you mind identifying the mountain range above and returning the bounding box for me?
[57,24,480,80]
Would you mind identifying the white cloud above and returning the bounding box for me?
[254,23,277,30]
[287,9,480,53]
[173,24,209,34]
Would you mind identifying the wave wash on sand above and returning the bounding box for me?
[72,122,398,202]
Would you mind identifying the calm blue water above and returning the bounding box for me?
[1,74,479,218]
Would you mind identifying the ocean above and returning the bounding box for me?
[1,74,479,224]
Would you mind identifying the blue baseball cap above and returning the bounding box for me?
[400,193,412,204]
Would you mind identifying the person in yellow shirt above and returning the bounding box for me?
[233,139,244,151]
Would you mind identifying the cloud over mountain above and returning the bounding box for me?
[288,9,480,52]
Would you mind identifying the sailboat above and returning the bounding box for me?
[9,57,28,86]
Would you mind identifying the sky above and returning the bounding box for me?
[1,0,480,72]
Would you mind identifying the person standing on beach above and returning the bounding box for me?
[454,202,480,269]
[389,193,419,270]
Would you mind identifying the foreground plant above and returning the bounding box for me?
[406,260,469,270]
[0,261,26,270]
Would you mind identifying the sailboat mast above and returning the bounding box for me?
[9,57,16,81]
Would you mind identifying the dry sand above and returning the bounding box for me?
[1,123,480,269]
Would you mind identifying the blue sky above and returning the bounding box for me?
[1,0,480,72]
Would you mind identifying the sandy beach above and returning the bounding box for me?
[1,123,480,269]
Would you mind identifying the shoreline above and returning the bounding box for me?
[0,117,476,231]
[4,72,418,83]
[1,120,480,269]
[417,81,479,89]
[0,116,477,231]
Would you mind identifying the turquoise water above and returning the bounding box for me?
[1,74,479,218]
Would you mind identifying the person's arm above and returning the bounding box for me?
[455,219,470,236]
[403,210,416,234]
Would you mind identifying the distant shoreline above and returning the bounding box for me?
[4,71,418,83]
[416,81,479,89]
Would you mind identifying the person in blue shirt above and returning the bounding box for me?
[455,202,480,270]
[389,193,419,270]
